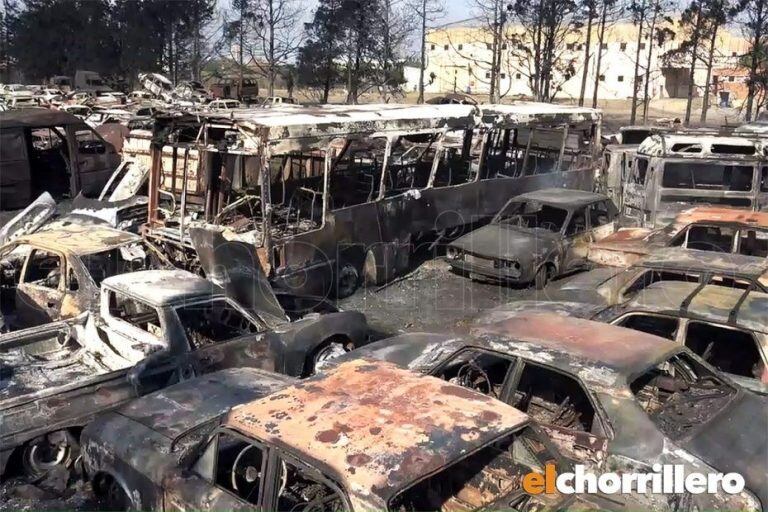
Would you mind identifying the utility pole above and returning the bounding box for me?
[238,0,245,100]
[417,0,428,103]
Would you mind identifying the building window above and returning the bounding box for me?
[458,44,463,50]
[732,51,738,57]
[516,73,522,79]
[577,44,584,51]
[640,42,646,50]
[567,43,575,50]
[501,43,508,49]
[486,43,492,50]
[618,75,624,82]
[729,76,735,82]
[620,42,627,51]
[501,73,506,79]
[601,43,608,50]
[517,43,526,50]
[443,44,449,50]
[486,72,491,79]
[599,74,605,81]
[430,44,436,50]
[713,75,719,82]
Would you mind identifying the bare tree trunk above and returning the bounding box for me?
[746,0,765,121]
[592,0,608,108]
[417,0,427,103]
[700,24,718,123]
[238,1,245,100]
[630,0,647,124]
[642,3,658,123]
[684,2,703,125]
[268,0,275,96]
[579,3,595,106]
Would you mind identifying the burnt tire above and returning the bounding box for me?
[97,474,131,511]
[533,264,553,291]
[334,262,359,299]
[308,338,352,375]
[21,431,79,478]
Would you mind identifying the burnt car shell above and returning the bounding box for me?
[447,188,615,285]
[81,367,296,509]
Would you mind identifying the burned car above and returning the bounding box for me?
[337,313,766,510]
[446,189,618,288]
[83,359,641,511]
[0,247,368,479]
[482,281,768,394]
[550,246,768,307]
[0,223,166,330]
[0,109,120,210]
[588,206,768,268]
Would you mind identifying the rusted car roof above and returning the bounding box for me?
[0,109,86,129]
[641,247,768,279]
[12,224,140,255]
[626,281,768,334]
[102,269,220,307]
[472,312,676,377]
[674,207,768,228]
[225,359,527,509]
[514,188,608,208]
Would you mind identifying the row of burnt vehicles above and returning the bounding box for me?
[0,102,766,511]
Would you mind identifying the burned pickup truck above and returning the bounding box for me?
[339,314,766,510]
[82,359,644,511]
[0,250,368,479]
[142,102,601,297]
[588,206,768,268]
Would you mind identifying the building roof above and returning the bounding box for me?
[0,109,85,129]
[225,359,527,509]
[514,188,608,207]
[14,224,139,255]
[626,281,768,334]
[674,207,768,229]
[472,312,678,379]
[102,269,221,307]
[637,133,765,159]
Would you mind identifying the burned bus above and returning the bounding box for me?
[623,133,768,227]
[143,103,601,297]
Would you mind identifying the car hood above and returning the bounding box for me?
[0,192,56,245]
[450,224,559,261]
[190,226,288,327]
[682,391,768,506]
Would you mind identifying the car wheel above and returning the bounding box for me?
[100,476,130,511]
[312,340,351,374]
[21,431,78,478]
[335,262,359,299]
[533,264,552,290]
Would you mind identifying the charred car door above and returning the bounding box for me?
[67,124,120,198]
[0,127,32,210]
[561,206,593,272]
[164,429,270,511]
[15,247,67,328]
[506,360,608,469]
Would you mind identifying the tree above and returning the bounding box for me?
[640,4,674,122]
[297,0,345,102]
[246,0,304,96]
[741,0,768,120]
[578,0,597,106]
[410,0,444,103]
[591,0,622,108]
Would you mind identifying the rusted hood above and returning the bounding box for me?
[225,359,527,509]
[190,226,288,328]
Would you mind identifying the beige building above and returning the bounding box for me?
[422,21,749,102]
